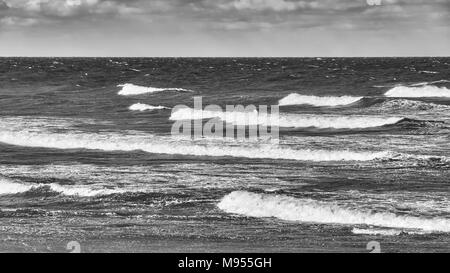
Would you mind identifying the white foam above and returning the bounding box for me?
[385,85,450,98]
[276,115,402,129]
[170,107,403,129]
[170,107,264,126]
[47,184,126,197]
[0,179,125,197]
[217,191,450,233]
[0,125,389,162]
[377,99,450,111]
[129,103,168,112]
[279,94,363,107]
[118,83,190,96]
[0,178,32,195]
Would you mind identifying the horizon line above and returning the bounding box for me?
[0,55,449,58]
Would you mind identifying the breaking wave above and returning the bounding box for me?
[170,107,403,129]
[0,178,126,197]
[118,83,191,95]
[0,126,389,162]
[217,191,450,233]
[385,85,450,98]
[276,115,403,129]
[279,94,363,107]
[129,103,169,111]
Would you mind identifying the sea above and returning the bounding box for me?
[0,57,449,252]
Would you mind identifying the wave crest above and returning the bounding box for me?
[385,85,450,98]
[0,179,126,197]
[279,94,363,107]
[217,191,450,233]
[118,83,191,96]
[0,122,389,161]
[129,103,168,111]
[170,107,403,129]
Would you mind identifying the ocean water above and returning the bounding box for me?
[0,57,449,253]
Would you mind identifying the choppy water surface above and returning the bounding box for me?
[0,57,449,252]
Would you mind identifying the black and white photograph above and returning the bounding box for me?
[0,0,449,258]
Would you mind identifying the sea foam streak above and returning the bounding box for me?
[170,107,403,129]
[129,103,168,111]
[0,125,389,162]
[279,94,363,107]
[218,191,450,233]
[118,83,190,95]
[385,85,450,98]
[351,228,429,236]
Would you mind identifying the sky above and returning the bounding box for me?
[0,0,448,57]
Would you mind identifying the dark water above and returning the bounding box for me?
[0,57,449,252]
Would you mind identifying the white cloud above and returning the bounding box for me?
[220,0,314,12]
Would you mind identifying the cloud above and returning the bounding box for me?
[0,0,9,10]
[220,0,314,11]
[0,16,37,27]
[1,0,449,33]
[3,0,139,18]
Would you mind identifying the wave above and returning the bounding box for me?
[374,80,450,88]
[277,115,403,129]
[374,99,450,111]
[385,85,450,98]
[0,125,390,162]
[129,103,169,111]
[410,80,450,86]
[217,191,450,233]
[351,228,430,236]
[0,179,125,197]
[170,107,262,126]
[118,83,191,96]
[419,71,439,74]
[279,94,363,107]
[0,178,32,195]
[170,107,403,129]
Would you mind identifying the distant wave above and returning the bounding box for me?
[170,107,403,129]
[129,103,169,111]
[118,83,191,95]
[409,80,450,86]
[373,80,450,89]
[385,85,450,98]
[0,178,126,197]
[218,191,450,233]
[279,93,363,107]
[419,71,439,74]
